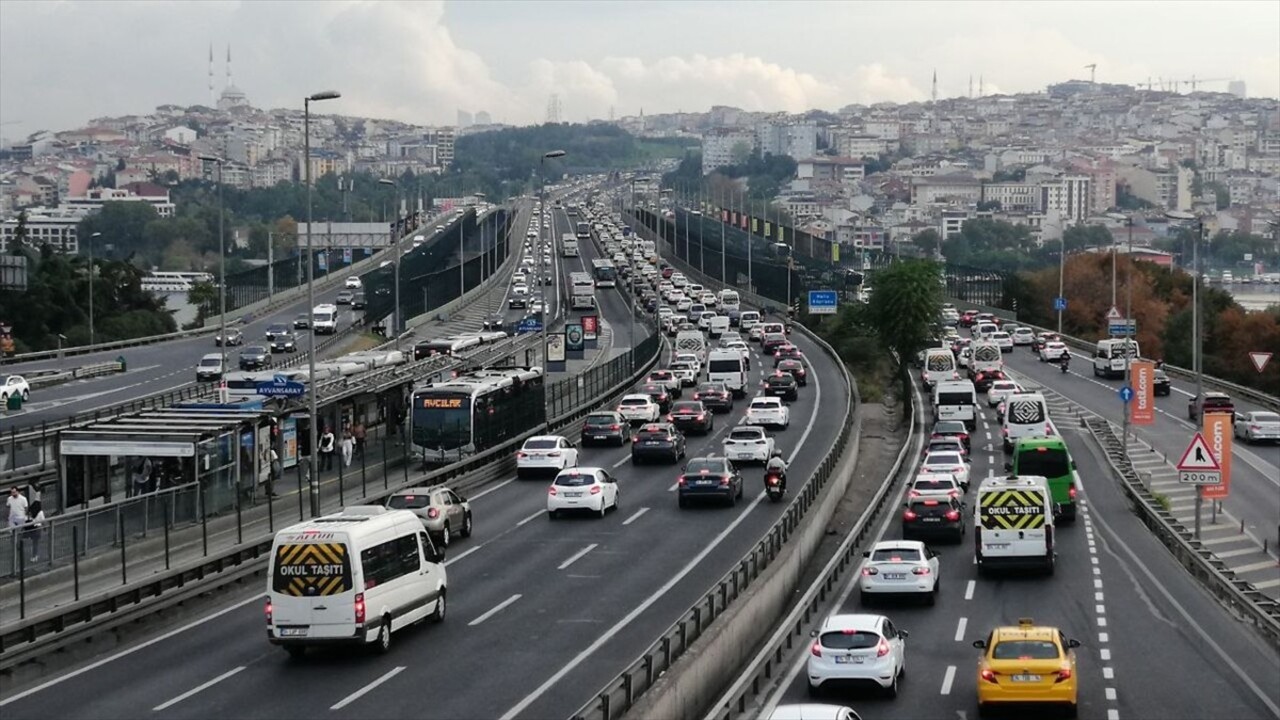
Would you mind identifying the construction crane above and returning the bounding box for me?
[1084,64,1097,83]
[1138,76,1234,92]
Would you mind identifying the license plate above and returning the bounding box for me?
[985,543,1010,550]
[1012,674,1042,682]
[593,435,608,440]
[884,573,907,580]
[278,627,308,637]
[835,656,865,664]
[922,517,941,522]
[697,480,716,486]
[565,491,583,498]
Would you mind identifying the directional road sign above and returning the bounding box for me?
[807,290,838,315]
[1249,351,1273,373]
[1053,296,1067,312]
[256,374,306,398]
[1118,386,1134,404]
[1109,319,1137,337]
[1176,432,1221,485]
[516,317,543,334]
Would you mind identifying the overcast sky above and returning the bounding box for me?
[2,0,1277,139]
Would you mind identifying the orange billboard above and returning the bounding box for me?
[1130,361,1155,425]
[1201,411,1233,500]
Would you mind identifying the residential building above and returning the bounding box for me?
[61,186,176,218]
[1039,175,1091,224]
[0,212,81,253]
[981,181,1039,211]
[756,120,817,161]
[701,128,757,175]
[1115,164,1193,210]
[912,174,982,205]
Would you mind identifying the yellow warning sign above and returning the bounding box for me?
[273,543,351,596]
[979,490,1046,530]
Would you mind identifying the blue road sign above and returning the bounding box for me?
[1119,386,1134,404]
[1109,319,1137,337]
[256,377,306,398]
[516,317,543,334]
[1053,296,1067,312]
[807,290,838,315]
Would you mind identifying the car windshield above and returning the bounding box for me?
[751,400,780,409]
[872,547,922,562]
[639,385,665,395]
[767,376,792,385]
[387,494,431,509]
[926,453,963,466]
[697,384,725,394]
[199,358,220,367]
[992,640,1060,660]
[820,631,880,650]
[245,346,266,354]
[554,473,596,487]
[1253,412,1280,423]
[524,439,558,450]
[685,458,727,474]
[585,415,617,426]
[934,422,966,434]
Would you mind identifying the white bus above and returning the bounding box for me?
[569,272,596,310]
[561,232,579,258]
[140,271,216,293]
[591,259,617,288]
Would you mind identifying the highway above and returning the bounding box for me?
[0,203,853,720]
[758,372,1280,720]
[1,212,469,430]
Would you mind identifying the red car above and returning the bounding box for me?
[959,310,980,328]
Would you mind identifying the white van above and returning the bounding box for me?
[674,329,708,364]
[973,322,999,340]
[738,310,760,330]
[707,348,749,397]
[1092,338,1139,379]
[266,507,447,656]
[934,379,978,429]
[975,474,1056,575]
[1001,392,1054,453]
[708,315,730,338]
[969,342,1003,374]
[718,289,741,313]
[922,348,959,387]
[312,303,338,335]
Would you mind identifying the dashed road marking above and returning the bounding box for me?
[468,594,522,626]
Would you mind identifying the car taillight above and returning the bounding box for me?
[548,486,558,496]
[354,593,366,624]
[903,510,918,521]
[861,566,878,576]
[1069,484,1077,499]
[616,407,623,413]
[1001,428,1008,436]
[548,451,561,458]
[677,477,686,486]
[1056,667,1073,682]
[517,452,527,458]
[610,424,620,431]
[945,509,961,521]
[908,489,921,497]
[1045,423,1053,434]
[981,669,997,683]
[265,599,273,624]
[590,486,602,495]
[912,566,931,575]
[697,414,705,420]
[720,476,731,486]
[811,641,823,657]
[1250,424,1260,431]
[427,507,440,519]
[876,638,891,657]
[666,414,673,421]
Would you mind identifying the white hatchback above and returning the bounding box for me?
[807,613,908,697]
[1039,341,1069,362]
[987,380,1022,408]
[547,467,619,519]
[990,331,1014,352]
[617,394,661,424]
[745,396,790,429]
[907,472,963,501]
[344,276,362,289]
[920,451,970,490]
[517,435,579,478]
[858,541,939,605]
[723,425,776,463]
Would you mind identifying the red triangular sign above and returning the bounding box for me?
[1106,306,1122,320]
[1249,351,1272,373]
[1176,433,1220,472]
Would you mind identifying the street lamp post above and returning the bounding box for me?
[87,231,101,346]
[1166,209,1206,536]
[539,150,566,367]
[1057,231,1066,334]
[198,155,228,384]
[304,90,340,518]
[377,178,402,346]
[1107,213,1136,459]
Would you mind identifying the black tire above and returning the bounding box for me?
[439,524,451,548]
[548,509,558,520]
[927,584,937,606]
[461,513,473,538]
[597,502,607,519]
[431,589,447,623]
[678,496,687,509]
[978,703,991,718]
[1065,702,1078,719]
[375,616,392,654]
[21,390,29,401]
[885,670,899,698]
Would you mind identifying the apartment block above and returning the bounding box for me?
[701,128,757,175]
[981,181,1039,211]
[1039,175,1091,223]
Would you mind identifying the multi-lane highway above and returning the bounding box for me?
[754,331,1280,720]
[0,204,853,720]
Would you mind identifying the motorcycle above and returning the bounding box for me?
[1059,355,1070,374]
[765,471,786,502]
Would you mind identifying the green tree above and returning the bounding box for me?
[911,229,941,254]
[729,141,753,166]
[866,259,943,367]
[1062,224,1114,253]
[187,280,218,324]
[78,201,160,260]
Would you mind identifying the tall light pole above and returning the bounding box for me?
[198,155,228,381]
[304,89,340,517]
[87,231,101,346]
[1108,212,1136,458]
[1167,209,1206,537]
[377,178,402,346]
[539,150,566,367]
[1057,229,1066,334]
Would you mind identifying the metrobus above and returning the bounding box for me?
[575,221,591,240]
[569,271,596,310]
[410,366,545,463]
[591,259,617,288]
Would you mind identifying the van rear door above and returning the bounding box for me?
[271,535,356,639]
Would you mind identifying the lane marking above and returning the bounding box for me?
[1108,710,1121,720]
[940,665,956,695]
[152,666,245,711]
[469,477,518,501]
[621,507,650,526]
[558,544,598,570]
[1100,648,1111,660]
[1096,604,1107,615]
[1098,632,1109,643]
[667,482,679,492]
[1106,687,1118,701]
[330,666,406,711]
[444,546,481,566]
[515,509,544,527]
[964,580,976,601]
[469,594,522,627]
[954,617,968,642]
[612,456,631,469]
[1103,666,1115,680]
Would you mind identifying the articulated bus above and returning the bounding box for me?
[410,367,545,463]
[591,259,617,288]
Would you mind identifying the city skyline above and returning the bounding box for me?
[1,0,1277,138]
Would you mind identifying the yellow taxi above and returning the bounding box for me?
[973,618,1080,718]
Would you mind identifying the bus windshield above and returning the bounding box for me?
[411,394,472,449]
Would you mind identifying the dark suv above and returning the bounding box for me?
[693,382,734,413]
[762,372,799,401]
[631,423,686,465]
[1189,391,1234,421]
[581,412,628,447]
[902,496,966,543]
[677,456,743,508]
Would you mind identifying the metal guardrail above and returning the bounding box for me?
[1082,415,1280,652]
[0,317,663,669]
[569,318,858,720]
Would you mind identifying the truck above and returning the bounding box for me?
[561,232,579,258]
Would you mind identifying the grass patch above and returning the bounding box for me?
[344,332,389,353]
[1150,491,1171,512]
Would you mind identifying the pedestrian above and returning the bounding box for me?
[352,421,366,459]
[319,426,336,472]
[267,447,281,498]
[340,430,354,468]
[23,500,45,562]
[131,457,152,498]
[6,487,28,529]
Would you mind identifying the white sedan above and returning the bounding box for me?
[920,451,970,490]
[1,375,30,403]
[858,541,940,605]
[986,380,1022,408]
[745,396,790,429]
[907,472,963,501]
[723,425,776,464]
[1039,341,1070,362]
[806,613,908,697]
[547,467,619,519]
[516,435,579,478]
[1234,411,1280,444]
[344,276,363,289]
[675,297,693,312]
[617,394,661,424]
[768,705,862,720]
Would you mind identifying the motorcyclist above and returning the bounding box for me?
[1058,352,1070,371]
[765,450,788,493]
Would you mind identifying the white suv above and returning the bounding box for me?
[617,394,660,424]
[516,435,579,478]
[745,396,790,429]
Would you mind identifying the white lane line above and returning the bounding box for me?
[667,482,679,492]
[964,580,976,601]
[153,666,246,711]
[469,476,518,501]
[954,617,968,642]
[612,456,631,469]
[444,546,481,566]
[1096,591,1105,601]
[1100,648,1111,660]
[1096,604,1107,615]
[1098,617,1108,627]
[622,507,650,526]
[940,665,956,695]
[469,594,522,627]
[1108,710,1121,720]
[558,543,598,570]
[1099,632,1109,643]
[330,666,406,710]
[1103,666,1115,680]
[1106,687,1118,701]
[515,509,544,527]
[0,593,262,706]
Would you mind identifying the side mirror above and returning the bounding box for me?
[1067,638,1081,648]
[899,630,909,640]
[972,639,987,649]
[862,550,871,558]
[809,629,819,638]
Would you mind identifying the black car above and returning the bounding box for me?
[265,322,290,341]
[667,400,714,435]
[581,411,629,447]
[762,372,799,401]
[293,314,310,330]
[238,345,269,371]
[776,358,808,386]
[351,291,366,310]
[482,314,506,331]
[1153,368,1171,396]
[931,420,971,451]
[902,496,965,543]
[693,382,734,413]
[270,332,298,353]
[631,423,686,464]
[631,382,670,413]
[677,456,744,508]
[970,369,1008,393]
